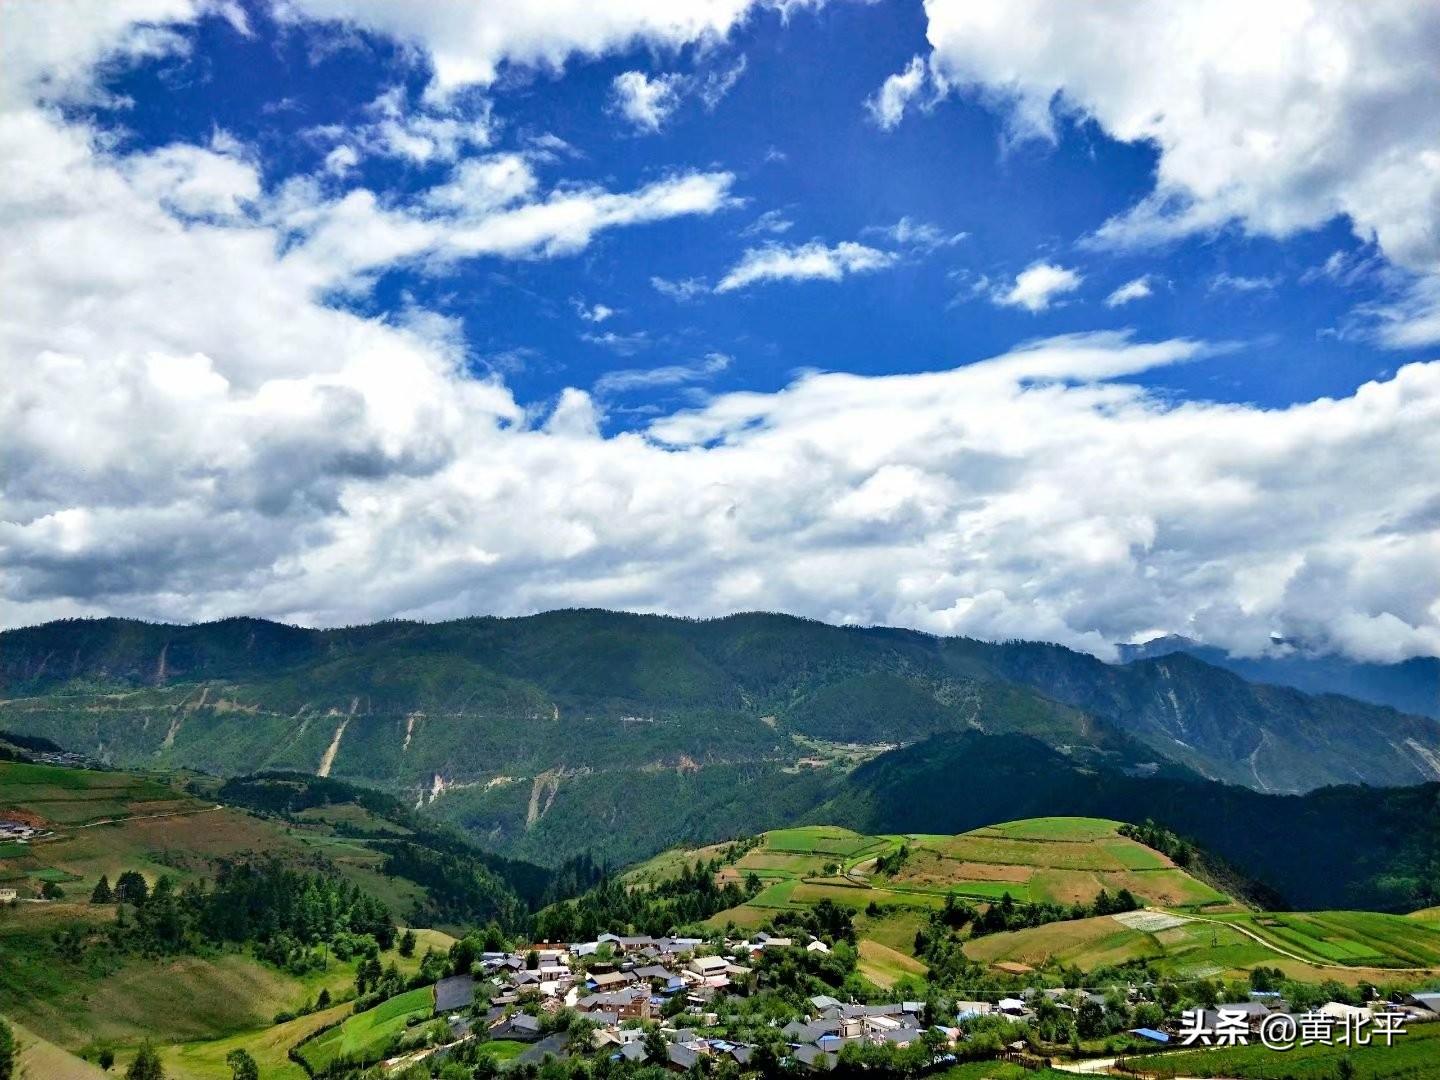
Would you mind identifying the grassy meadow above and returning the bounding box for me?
[296,985,435,1072]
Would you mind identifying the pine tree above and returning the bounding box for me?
[115,870,148,906]
[92,875,114,903]
[125,1041,165,1080]
[398,928,417,957]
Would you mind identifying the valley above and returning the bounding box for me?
[3,616,1440,1079]
[2,750,1439,1080]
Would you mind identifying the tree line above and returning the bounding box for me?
[532,858,757,942]
[84,859,394,967]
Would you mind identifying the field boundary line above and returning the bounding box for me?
[70,803,224,830]
[1160,908,1438,974]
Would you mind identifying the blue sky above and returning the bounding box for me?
[3,0,1440,663]
[82,1,1411,415]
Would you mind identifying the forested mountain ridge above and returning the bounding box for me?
[2,612,1438,800]
[817,730,1440,913]
[1119,633,1440,720]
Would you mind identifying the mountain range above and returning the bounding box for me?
[2,610,1439,903]
[1118,634,1440,720]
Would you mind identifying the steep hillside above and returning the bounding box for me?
[0,760,545,930]
[820,731,1440,913]
[637,819,1235,927]
[2,612,1436,815]
[1119,634,1440,720]
[948,638,1440,791]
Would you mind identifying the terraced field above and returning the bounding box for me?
[883,818,1231,908]
[0,761,427,914]
[1212,910,1440,969]
[962,911,1285,979]
[644,819,1440,985]
[962,906,1440,983]
[0,761,248,899]
[673,818,1234,938]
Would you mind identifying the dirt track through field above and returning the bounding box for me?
[1162,908,1437,975]
[74,804,223,829]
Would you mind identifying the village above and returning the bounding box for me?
[413,929,1440,1073]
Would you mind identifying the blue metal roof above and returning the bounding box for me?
[1129,1028,1170,1043]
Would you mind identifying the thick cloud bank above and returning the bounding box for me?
[3,1,1439,665]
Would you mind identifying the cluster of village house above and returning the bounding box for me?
[425,932,1440,1072]
[428,931,945,1071]
[0,817,51,903]
[0,817,44,843]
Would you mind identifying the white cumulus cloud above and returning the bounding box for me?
[716,240,897,292]
[1104,276,1153,308]
[610,71,687,133]
[994,262,1083,312]
[866,55,928,130]
[6,0,1440,670]
[282,0,798,93]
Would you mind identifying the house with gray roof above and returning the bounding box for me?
[433,975,476,1014]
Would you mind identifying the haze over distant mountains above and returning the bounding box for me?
[1116,634,1440,721]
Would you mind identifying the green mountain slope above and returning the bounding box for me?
[4,612,1437,796]
[1120,634,1440,720]
[819,731,1440,913]
[4,612,1440,887]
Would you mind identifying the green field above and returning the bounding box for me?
[0,761,183,822]
[963,911,1287,977]
[0,898,449,1058]
[157,1003,351,1080]
[962,906,1440,983]
[0,760,431,914]
[699,818,1233,919]
[639,819,1440,987]
[936,1064,1072,1080]
[1133,1017,1440,1078]
[648,818,1248,987]
[296,986,435,1071]
[1213,911,1440,970]
[764,826,890,858]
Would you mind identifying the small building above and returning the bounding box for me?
[1320,1001,1371,1024]
[589,969,636,990]
[792,1045,837,1072]
[618,1042,648,1064]
[0,888,17,903]
[1405,992,1440,1016]
[434,975,477,1014]
[954,1001,993,1022]
[492,1012,544,1042]
[688,955,729,978]
[666,1043,702,1072]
